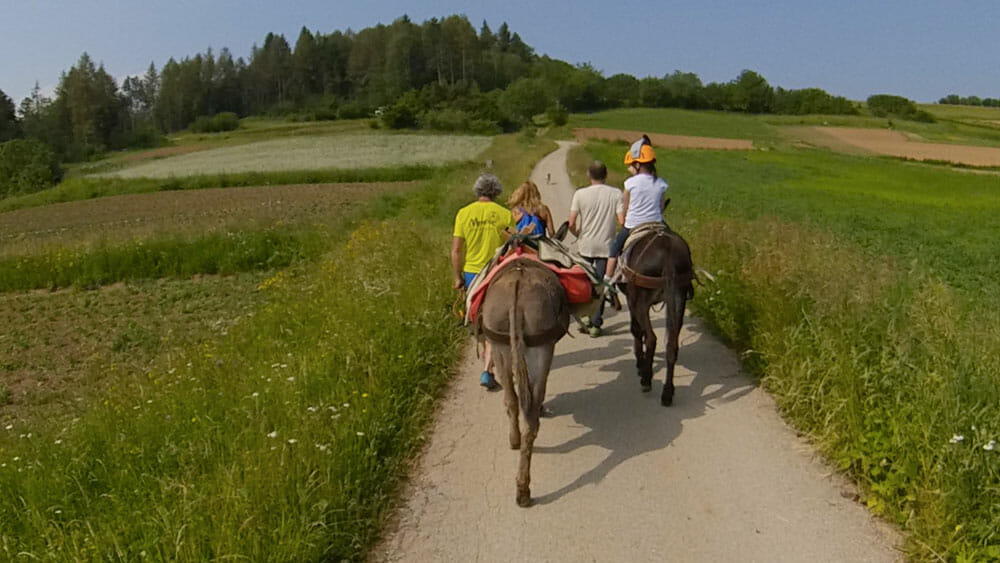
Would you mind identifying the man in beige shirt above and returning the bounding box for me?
[568,161,623,336]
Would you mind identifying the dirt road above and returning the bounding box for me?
[373,142,901,562]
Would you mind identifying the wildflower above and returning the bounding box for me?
[362,393,369,398]
[12,457,19,462]
[307,407,317,412]
[280,364,288,369]
[168,368,176,375]
[286,377,295,382]
[287,439,298,445]
[267,431,278,439]
[356,431,365,437]
[4,425,11,430]
[315,444,328,451]
[949,434,965,444]
[251,392,259,398]
[984,440,997,451]
[343,403,350,408]
[54,439,62,445]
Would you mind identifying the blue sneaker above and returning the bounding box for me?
[480,371,501,391]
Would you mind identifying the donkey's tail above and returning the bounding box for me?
[509,276,532,411]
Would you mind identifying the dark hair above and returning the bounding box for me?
[638,161,657,180]
[587,161,607,181]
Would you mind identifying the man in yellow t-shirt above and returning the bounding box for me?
[451,173,514,390]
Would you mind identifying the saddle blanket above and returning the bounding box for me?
[466,251,592,324]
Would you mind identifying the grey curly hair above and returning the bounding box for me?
[473,173,503,199]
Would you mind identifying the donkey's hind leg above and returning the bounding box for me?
[491,344,520,450]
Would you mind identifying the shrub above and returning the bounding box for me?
[190,112,240,133]
[337,101,371,120]
[0,138,63,198]
[546,104,569,126]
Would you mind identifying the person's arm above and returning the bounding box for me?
[451,237,465,289]
[568,210,580,237]
[619,190,630,226]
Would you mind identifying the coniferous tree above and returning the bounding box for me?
[0,89,19,141]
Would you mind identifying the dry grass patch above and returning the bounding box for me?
[103,134,491,179]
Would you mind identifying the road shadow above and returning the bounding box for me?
[532,313,754,506]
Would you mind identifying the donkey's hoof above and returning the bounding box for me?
[516,489,532,507]
[661,385,675,406]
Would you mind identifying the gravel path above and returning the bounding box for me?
[372,141,901,562]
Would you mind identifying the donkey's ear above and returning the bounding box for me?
[555,221,570,241]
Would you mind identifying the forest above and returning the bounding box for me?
[3,14,867,189]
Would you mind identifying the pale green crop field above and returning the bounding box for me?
[104,133,492,179]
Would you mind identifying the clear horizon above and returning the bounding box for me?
[2,1,997,106]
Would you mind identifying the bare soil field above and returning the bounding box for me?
[574,127,754,150]
[0,182,411,256]
[783,126,1000,166]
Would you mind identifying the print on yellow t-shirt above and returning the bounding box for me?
[453,201,514,274]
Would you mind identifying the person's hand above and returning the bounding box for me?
[453,275,465,290]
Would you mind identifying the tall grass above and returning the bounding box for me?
[0,229,326,291]
[0,133,555,560]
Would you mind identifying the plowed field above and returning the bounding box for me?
[786,126,1000,166]
[574,128,753,150]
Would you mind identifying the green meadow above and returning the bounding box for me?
[578,109,1000,560]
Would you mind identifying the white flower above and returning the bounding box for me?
[280,364,288,369]
[12,457,19,462]
[251,392,259,398]
[949,434,965,444]
[356,431,365,437]
[984,440,996,451]
[287,439,298,445]
[54,439,62,445]
[4,425,12,430]
[307,407,317,412]
[343,403,350,408]
[267,431,278,439]
[315,444,328,451]
[286,377,295,382]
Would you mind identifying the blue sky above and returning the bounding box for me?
[2,0,997,105]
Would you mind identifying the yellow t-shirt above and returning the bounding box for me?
[453,201,514,274]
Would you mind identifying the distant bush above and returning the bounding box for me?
[545,104,569,126]
[867,94,934,122]
[337,101,371,120]
[190,112,240,133]
[0,139,63,198]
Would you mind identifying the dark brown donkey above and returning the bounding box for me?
[621,227,695,406]
[479,257,570,506]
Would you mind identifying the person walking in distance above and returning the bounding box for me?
[568,161,623,337]
[451,173,515,390]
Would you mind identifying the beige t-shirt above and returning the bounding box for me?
[570,183,624,258]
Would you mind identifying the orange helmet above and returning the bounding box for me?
[623,135,655,165]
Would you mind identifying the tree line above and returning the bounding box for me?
[938,94,1000,108]
[2,13,886,190]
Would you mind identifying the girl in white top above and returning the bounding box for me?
[604,135,668,279]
